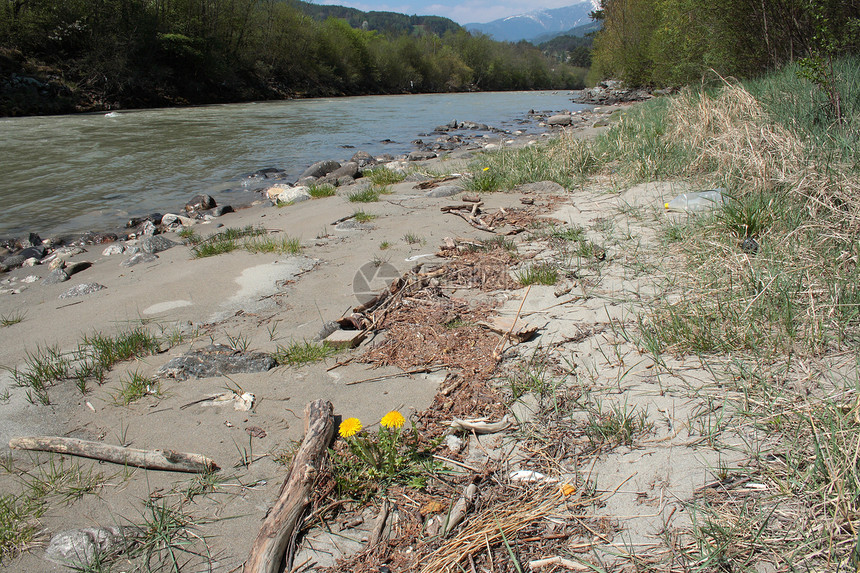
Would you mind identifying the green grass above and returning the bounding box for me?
[379,241,391,250]
[191,226,265,258]
[243,235,302,255]
[7,327,160,404]
[402,233,423,245]
[0,311,25,327]
[365,166,406,185]
[584,401,650,449]
[0,494,42,562]
[347,187,381,203]
[307,183,337,198]
[273,341,337,366]
[113,370,162,405]
[516,262,559,286]
[352,210,376,223]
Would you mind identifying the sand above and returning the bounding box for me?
[0,108,737,572]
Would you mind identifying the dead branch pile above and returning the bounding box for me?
[437,245,521,291]
[360,288,500,385]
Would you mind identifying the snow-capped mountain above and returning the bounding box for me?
[465,1,599,43]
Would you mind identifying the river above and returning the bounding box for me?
[0,91,588,238]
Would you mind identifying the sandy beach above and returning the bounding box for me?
[0,105,735,572]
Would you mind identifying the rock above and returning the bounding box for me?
[299,160,340,180]
[18,245,46,261]
[250,167,286,180]
[546,114,572,126]
[434,124,450,132]
[212,205,234,217]
[42,268,70,285]
[275,186,311,204]
[185,194,216,212]
[53,246,86,258]
[49,257,66,270]
[138,220,157,237]
[45,526,137,567]
[23,257,38,267]
[265,184,291,199]
[126,213,162,228]
[140,235,177,254]
[102,244,125,256]
[335,175,355,187]
[350,151,375,168]
[425,185,462,198]
[593,119,610,127]
[79,232,118,245]
[0,254,25,269]
[326,162,359,180]
[120,253,158,267]
[18,233,42,248]
[58,283,106,299]
[157,344,277,380]
[161,213,195,227]
[460,121,490,130]
[66,261,92,276]
[408,150,437,161]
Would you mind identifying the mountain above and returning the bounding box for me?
[293,0,462,37]
[465,1,599,43]
[533,20,601,44]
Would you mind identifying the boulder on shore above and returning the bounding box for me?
[299,160,340,180]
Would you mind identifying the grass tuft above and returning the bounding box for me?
[307,183,336,198]
[352,210,376,223]
[365,166,406,185]
[516,262,559,286]
[273,341,337,366]
[0,311,25,327]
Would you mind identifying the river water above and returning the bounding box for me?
[0,91,587,238]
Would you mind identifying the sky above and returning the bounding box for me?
[315,0,594,25]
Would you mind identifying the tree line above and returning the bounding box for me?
[590,0,860,87]
[0,0,586,115]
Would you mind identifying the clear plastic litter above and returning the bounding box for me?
[664,189,724,213]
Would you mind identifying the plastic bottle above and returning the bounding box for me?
[664,190,724,213]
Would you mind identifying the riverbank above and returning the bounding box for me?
[1,68,854,572]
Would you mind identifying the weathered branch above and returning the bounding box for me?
[8,436,217,473]
[243,399,335,573]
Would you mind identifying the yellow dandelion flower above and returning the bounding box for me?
[339,417,362,438]
[482,167,490,172]
[380,410,406,429]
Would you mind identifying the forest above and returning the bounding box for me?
[590,0,860,87]
[0,0,586,115]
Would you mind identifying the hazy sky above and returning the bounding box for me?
[315,0,592,25]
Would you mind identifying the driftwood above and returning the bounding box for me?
[8,436,217,473]
[441,483,478,536]
[414,176,459,189]
[243,400,335,573]
[448,415,514,435]
[528,556,589,571]
[368,499,390,546]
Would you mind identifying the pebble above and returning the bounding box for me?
[102,245,125,256]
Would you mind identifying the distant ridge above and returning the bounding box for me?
[465,1,598,43]
[295,0,462,36]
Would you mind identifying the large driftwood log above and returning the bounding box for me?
[8,436,217,473]
[243,399,334,573]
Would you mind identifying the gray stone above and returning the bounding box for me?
[328,161,359,179]
[140,235,177,254]
[45,526,137,567]
[161,213,195,227]
[42,268,70,285]
[299,160,340,180]
[336,175,355,187]
[66,261,92,276]
[547,114,573,126]
[335,220,376,231]
[408,150,437,161]
[1,254,25,269]
[185,194,216,212]
[350,151,375,168]
[58,283,106,299]
[425,185,463,198]
[102,244,125,256]
[19,233,42,248]
[157,344,277,380]
[138,220,157,236]
[315,321,340,341]
[120,253,158,267]
[212,205,234,217]
[275,186,311,204]
[593,119,610,127]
